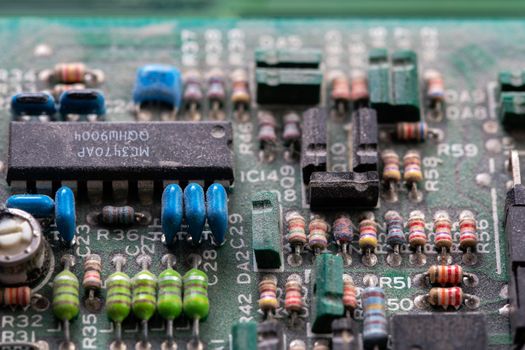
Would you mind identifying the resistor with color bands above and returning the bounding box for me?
[362,287,388,350]
[308,217,329,255]
[258,275,279,317]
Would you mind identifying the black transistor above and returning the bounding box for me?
[352,107,378,172]
[301,107,327,184]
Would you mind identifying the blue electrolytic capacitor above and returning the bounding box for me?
[11,92,56,118]
[184,183,206,244]
[58,89,106,118]
[206,183,228,245]
[132,64,182,111]
[161,184,183,246]
[55,186,76,245]
[6,194,55,218]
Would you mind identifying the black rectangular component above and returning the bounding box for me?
[257,320,283,350]
[352,107,378,172]
[301,108,327,183]
[255,48,321,69]
[308,171,379,209]
[391,313,487,350]
[7,121,234,183]
[255,68,322,105]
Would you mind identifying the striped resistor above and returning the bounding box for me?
[396,122,441,143]
[52,255,79,349]
[424,69,445,116]
[158,254,183,348]
[284,274,304,325]
[183,70,204,120]
[308,217,329,255]
[231,69,250,118]
[384,211,405,267]
[285,211,307,266]
[407,210,427,266]
[362,286,388,350]
[105,254,131,348]
[342,274,357,316]
[350,70,369,105]
[333,215,353,265]
[381,149,401,202]
[82,254,102,312]
[433,211,453,262]
[459,210,478,265]
[403,150,424,202]
[425,287,480,310]
[1,287,31,307]
[358,214,378,267]
[422,265,478,287]
[257,111,277,161]
[41,62,104,86]
[207,68,226,120]
[258,275,279,318]
[329,71,351,115]
[132,255,157,349]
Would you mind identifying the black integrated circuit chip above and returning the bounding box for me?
[7,121,234,184]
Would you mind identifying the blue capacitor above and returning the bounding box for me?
[161,184,184,246]
[58,89,106,118]
[206,183,228,245]
[11,92,57,118]
[362,287,388,350]
[55,186,76,245]
[132,64,182,110]
[184,183,206,244]
[6,194,55,218]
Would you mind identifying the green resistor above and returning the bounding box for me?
[52,254,79,349]
[105,254,131,348]
[132,255,157,349]
[158,254,183,349]
[184,254,209,350]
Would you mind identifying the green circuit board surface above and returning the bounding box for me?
[0,18,523,349]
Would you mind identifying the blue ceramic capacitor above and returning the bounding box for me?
[59,89,106,118]
[55,186,76,245]
[6,194,55,218]
[184,183,206,244]
[161,184,184,246]
[132,64,182,111]
[11,92,56,119]
[206,183,228,245]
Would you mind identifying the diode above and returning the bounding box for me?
[158,254,183,350]
[82,254,103,312]
[403,150,424,202]
[132,255,157,350]
[207,68,227,120]
[384,211,405,267]
[408,210,427,266]
[329,70,351,116]
[52,255,80,350]
[231,68,251,120]
[342,274,357,317]
[358,213,378,267]
[332,215,353,266]
[416,287,480,310]
[284,274,304,325]
[381,149,401,202]
[459,210,478,265]
[285,211,307,266]
[183,70,204,120]
[106,254,131,349]
[308,216,329,256]
[433,210,453,264]
[416,265,478,287]
[257,110,278,162]
[258,275,279,318]
[183,254,210,350]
